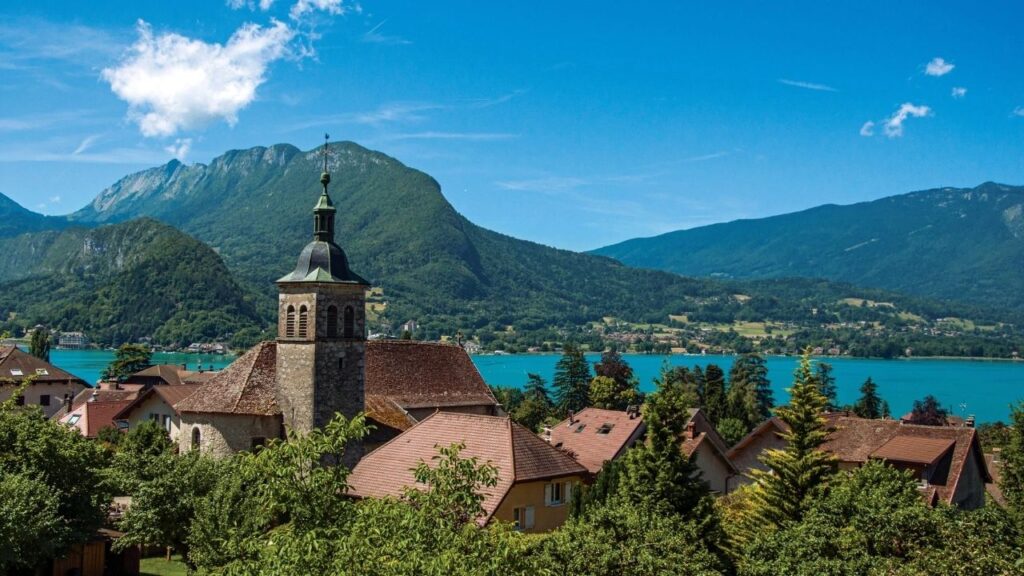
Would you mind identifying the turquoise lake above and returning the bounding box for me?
[50,349,1024,424]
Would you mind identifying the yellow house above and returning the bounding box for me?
[0,345,87,418]
[112,384,202,444]
[348,411,587,532]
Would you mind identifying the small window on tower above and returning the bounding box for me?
[192,427,201,450]
[285,305,296,337]
[344,306,355,338]
[338,357,344,372]
[298,305,309,338]
[327,305,339,337]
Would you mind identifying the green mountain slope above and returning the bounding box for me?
[0,192,69,238]
[592,183,1024,311]
[0,219,266,346]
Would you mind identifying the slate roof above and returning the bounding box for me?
[0,346,87,386]
[176,342,279,416]
[545,407,647,474]
[823,416,991,505]
[277,239,369,285]
[365,340,498,411]
[348,412,587,523]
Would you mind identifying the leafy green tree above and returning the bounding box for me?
[540,497,727,576]
[907,394,949,426]
[740,352,835,540]
[718,417,748,447]
[1001,402,1024,524]
[106,419,175,493]
[588,375,641,410]
[553,344,592,415]
[569,457,624,518]
[853,376,885,419]
[727,353,773,430]
[102,343,153,382]
[703,364,728,426]
[511,395,553,432]
[0,397,111,573]
[403,441,499,526]
[490,385,524,415]
[813,360,837,411]
[29,327,50,361]
[646,362,700,434]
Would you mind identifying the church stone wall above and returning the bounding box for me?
[179,413,282,458]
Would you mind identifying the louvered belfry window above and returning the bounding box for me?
[344,306,355,338]
[327,305,339,337]
[298,305,309,338]
[285,305,296,337]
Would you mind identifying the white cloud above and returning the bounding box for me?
[73,134,102,155]
[496,176,588,192]
[777,79,838,92]
[290,0,347,20]
[1013,107,1024,117]
[102,19,295,137]
[883,103,931,138]
[951,87,967,99]
[227,0,276,10]
[925,57,954,76]
[164,138,192,160]
[859,121,875,137]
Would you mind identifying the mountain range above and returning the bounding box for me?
[593,183,1024,312]
[0,143,1019,354]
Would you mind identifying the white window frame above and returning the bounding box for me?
[513,505,535,530]
[545,481,567,506]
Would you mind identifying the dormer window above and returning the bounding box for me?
[9,369,22,376]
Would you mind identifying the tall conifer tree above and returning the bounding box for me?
[852,377,884,419]
[553,344,592,415]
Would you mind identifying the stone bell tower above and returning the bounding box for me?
[276,135,369,464]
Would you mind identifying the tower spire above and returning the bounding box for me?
[313,133,336,242]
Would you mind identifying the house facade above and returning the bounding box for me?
[681,408,738,494]
[112,384,202,444]
[0,346,88,417]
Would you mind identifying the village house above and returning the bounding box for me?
[112,384,203,442]
[729,415,991,509]
[544,406,646,476]
[0,345,88,417]
[680,408,739,494]
[726,416,789,487]
[57,382,145,438]
[348,411,588,533]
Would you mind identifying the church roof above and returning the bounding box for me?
[176,342,279,416]
[365,340,499,411]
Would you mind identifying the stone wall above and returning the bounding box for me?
[179,413,282,458]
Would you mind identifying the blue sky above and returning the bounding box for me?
[1,1,1022,250]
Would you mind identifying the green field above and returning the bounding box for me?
[140,555,188,576]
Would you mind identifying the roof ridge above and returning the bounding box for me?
[507,417,516,483]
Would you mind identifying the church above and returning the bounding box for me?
[174,146,501,463]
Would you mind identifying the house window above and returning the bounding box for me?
[545,481,565,506]
[285,305,296,337]
[162,415,171,431]
[596,423,614,435]
[327,305,339,337]
[343,306,355,338]
[298,305,309,338]
[67,414,81,426]
[513,506,535,530]
[39,394,50,407]
[192,427,201,450]
[35,369,48,375]
[10,368,22,376]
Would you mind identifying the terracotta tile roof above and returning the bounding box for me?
[176,342,279,416]
[182,371,219,385]
[113,384,202,420]
[60,400,134,437]
[365,341,498,410]
[348,412,586,523]
[0,346,87,386]
[871,435,955,466]
[545,407,646,474]
[823,416,991,505]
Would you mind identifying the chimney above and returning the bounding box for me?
[686,420,697,439]
[626,405,639,419]
[567,410,575,426]
[62,393,71,411]
[88,389,98,402]
[543,427,552,442]
[965,415,975,428]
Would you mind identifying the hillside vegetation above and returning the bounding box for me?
[593,182,1024,312]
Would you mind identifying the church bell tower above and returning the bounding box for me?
[276,135,369,465]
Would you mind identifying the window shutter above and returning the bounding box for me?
[565,481,573,504]
[544,483,552,506]
[525,506,535,529]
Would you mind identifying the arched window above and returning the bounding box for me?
[344,306,355,338]
[285,305,296,337]
[192,427,201,450]
[327,305,339,338]
[298,305,309,338]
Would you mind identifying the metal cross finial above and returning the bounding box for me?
[322,132,330,173]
